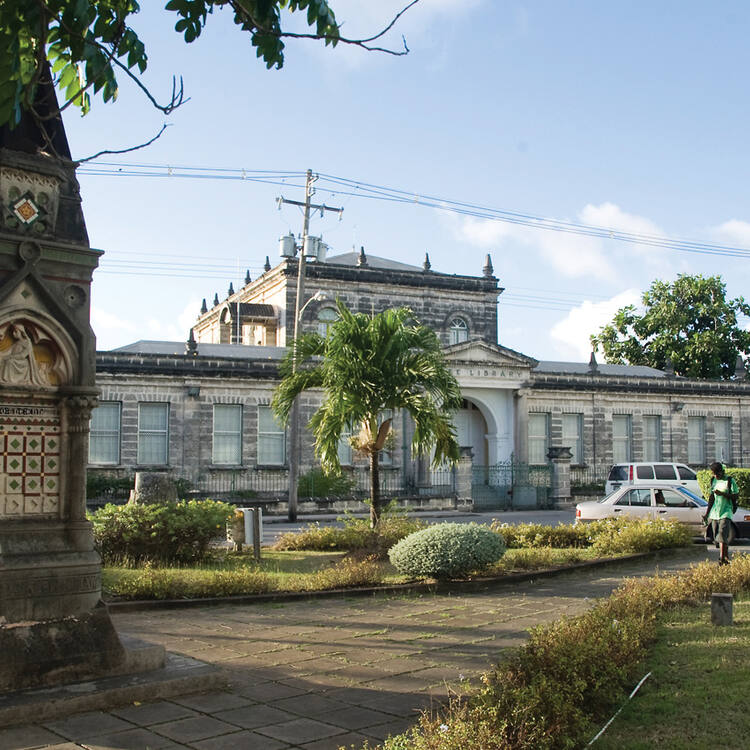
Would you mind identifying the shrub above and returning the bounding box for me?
[697,466,750,504]
[104,564,275,599]
[490,521,591,549]
[372,554,750,750]
[272,515,426,559]
[388,523,506,580]
[298,468,357,498]
[89,499,233,565]
[292,555,386,591]
[589,517,693,555]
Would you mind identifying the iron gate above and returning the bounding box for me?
[471,462,552,510]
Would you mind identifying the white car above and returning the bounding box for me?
[604,462,701,496]
[575,483,750,539]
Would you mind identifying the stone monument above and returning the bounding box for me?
[0,82,151,691]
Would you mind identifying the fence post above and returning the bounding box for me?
[455,447,474,506]
[547,446,573,508]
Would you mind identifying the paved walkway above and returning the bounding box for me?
[2,546,716,750]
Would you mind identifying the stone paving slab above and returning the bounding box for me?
[0,546,719,749]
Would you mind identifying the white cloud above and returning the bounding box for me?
[549,289,641,360]
[145,299,203,342]
[713,219,750,246]
[452,202,667,281]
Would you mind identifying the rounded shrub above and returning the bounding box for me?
[388,523,506,580]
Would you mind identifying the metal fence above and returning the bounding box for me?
[472,462,552,510]
[180,466,456,503]
[570,464,610,494]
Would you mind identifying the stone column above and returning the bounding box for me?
[514,388,530,464]
[548,446,573,507]
[62,393,98,521]
[455,446,474,505]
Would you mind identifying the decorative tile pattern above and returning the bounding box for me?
[0,403,61,518]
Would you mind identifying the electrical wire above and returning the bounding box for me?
[76,162,750,261]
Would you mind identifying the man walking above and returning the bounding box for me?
[704,461,739,566]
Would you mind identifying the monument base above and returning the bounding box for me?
[0,602,143,693]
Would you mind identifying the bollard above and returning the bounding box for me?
[239,507,263,562]
[711,593,733,626]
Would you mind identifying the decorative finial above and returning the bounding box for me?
[264,256,271,272]
[588,350,599,374]
[482,253,494,278]
[245,269,251,285]
[735,354,746,379]
[664,357,675,377]
[213,293,219,307]
[185,329,198,356]
[228,282,234,297]
[423,252,431,271]
[357,245,368,267]
[200,298,207,315]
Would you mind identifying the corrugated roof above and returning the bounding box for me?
[535,361,667,378]
[111,341,287,360]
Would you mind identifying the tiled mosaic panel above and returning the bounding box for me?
[0,410,61,518]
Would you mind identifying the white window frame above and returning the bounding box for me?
[561,413,583,465]
[688,416,706,465]
[137,402,169,466]
[257,405,286,466]
[338,423,353,466]
[612,415,632,464]
[212,404,243,466]
[89,401,121,465]
[643,415,662,462]
[448,317,469,345]
[528,413,550,465]
[715,417,731,464]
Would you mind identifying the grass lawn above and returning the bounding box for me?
[596,599,750,750]
[101,546,613,600]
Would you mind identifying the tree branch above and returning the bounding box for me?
[76,123,172,163]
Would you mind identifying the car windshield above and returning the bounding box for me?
[597,490,623,503]
[677,487,708,506]
[608,465,628,481]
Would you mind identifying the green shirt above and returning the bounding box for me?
[708,476,738,520]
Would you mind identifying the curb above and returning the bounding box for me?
[105,546,706,614]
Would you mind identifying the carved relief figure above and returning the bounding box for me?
[0,323,49,386]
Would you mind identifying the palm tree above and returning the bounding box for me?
[272,299,462,527]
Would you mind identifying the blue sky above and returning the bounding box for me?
[61,0,750,360]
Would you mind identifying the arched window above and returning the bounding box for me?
[317,307,338,337]
[449,317,469,345]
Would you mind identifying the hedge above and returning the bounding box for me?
[697,466,750,504]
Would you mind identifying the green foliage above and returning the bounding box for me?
[588,517,694,555]
[272,515,426,559]
[388,523,506,580]
[0,0,340,129]
[375,554,750,750]
[591,274,750,379]
[490,521,592,549]
[86,471,132,499]
[104,563,275,599]
[290,554,385,591]
[89,499,233,564]
[697,466,750,504]
[272,300,462,525]
[297,467,356,498]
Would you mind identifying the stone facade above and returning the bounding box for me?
[88,249,750,506]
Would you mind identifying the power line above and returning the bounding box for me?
[77,161,750,261]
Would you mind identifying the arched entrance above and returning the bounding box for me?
[453,398,488,464]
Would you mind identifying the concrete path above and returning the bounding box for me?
[1,546,717,750]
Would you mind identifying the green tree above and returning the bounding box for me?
[271,300,462,527]
[591,274,750,379]
[0,0,415,131]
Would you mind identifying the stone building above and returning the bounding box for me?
[89,246,750,508]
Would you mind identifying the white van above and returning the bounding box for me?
[604,463,702,497]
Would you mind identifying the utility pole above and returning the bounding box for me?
[278,169,342,521]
